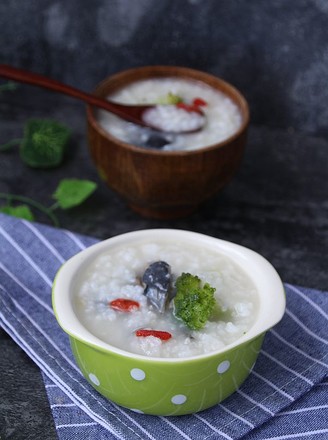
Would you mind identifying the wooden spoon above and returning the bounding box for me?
[0,64,205,133]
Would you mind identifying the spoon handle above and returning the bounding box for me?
[0,64,148,124]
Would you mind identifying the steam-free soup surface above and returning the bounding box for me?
[97,78,242,151]
[74,240,258,358]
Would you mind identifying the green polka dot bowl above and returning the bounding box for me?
[52,229,285,416]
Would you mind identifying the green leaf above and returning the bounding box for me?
[20,119,70,168]
[0,193,59,226]
[0,204,35,221]
[52,179,97,209]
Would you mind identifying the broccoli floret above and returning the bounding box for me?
[173,273,216,330]
[156,92,183,105]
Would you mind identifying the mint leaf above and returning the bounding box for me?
[20,119,70,168]
[52,179,97,209]
[0,204,35,221]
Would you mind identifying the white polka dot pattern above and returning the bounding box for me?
[217,360,230,374]
[130,368,146,381]
[88,373,100,386]
[171,394,187,405]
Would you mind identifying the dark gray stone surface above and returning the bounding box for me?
[0,1,327,439]
[1,0,328,134]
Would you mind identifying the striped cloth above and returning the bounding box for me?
[0,213,327,440]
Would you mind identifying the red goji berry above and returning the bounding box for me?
[176,102,203,114]
[188,104,203,114]
[176,102,192,112]
[135,329,172,341]
[193,97,207,107]
[109,298,140,312]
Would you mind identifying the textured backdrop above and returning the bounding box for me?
[1,3,328,439]
[1,0,328,134]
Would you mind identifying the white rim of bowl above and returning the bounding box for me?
[52,229,286,363]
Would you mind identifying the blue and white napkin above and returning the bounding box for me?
[0,213,327,440]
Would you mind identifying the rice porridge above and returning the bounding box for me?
[74,240,258,358]
[97,78,243,151]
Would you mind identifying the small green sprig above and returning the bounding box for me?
[0,179,98,226]
[0,204,34,221]
[0,104,97,225]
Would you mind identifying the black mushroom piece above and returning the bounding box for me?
[142,261,172,313]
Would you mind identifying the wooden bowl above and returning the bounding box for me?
[87,66,249,219]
